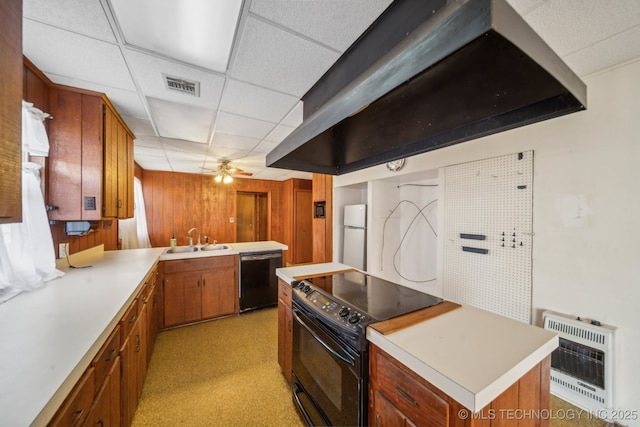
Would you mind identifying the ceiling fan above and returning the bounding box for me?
[203,160,253,184]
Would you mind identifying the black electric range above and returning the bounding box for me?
[293,270,443,347]
[290,271,443,426]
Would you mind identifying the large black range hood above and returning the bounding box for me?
[266,0,587,175]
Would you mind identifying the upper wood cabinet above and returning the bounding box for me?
[0,0,23,224]
[47,88,134,221]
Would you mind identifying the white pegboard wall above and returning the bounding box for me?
[443,151,533,323]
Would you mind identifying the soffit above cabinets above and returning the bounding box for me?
[22,0,640,180]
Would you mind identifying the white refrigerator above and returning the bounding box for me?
[343,204,366,270]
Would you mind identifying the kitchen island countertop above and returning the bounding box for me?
[276,262,558,413]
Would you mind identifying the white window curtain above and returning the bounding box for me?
[1,103,63,303]
[118,177,151,249]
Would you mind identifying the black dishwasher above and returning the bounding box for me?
[239,250,282,312]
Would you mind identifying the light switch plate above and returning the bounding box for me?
[230,217,234,223]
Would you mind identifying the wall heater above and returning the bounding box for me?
[543,310,616,411]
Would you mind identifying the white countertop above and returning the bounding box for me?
[0,246,163,427]
[0,240,288,426]
[276,262,558,412]
[158,240,287,261]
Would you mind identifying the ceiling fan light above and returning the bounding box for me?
[214,175,222,183]
[223,175,233,184]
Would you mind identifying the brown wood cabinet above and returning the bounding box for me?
[47,88,134,221]
[161,255,239,328]
[277,278,293,383]
[48,367,96,427]
[370,344,551,427]
[0,0,23,224]
[312,173,333,263]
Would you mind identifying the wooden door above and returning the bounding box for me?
[236,192,256,242]
[294,189,313,264]
[237,192,269,242]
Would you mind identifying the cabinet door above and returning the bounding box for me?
[372,390,416,427]
[103,104,118,218]
[120,326,137,427]
[201,267,236,319]
[0,0,22,224]
[134,306,147,402]
[163,272,187,327]
[86,356,121,427]
[278,301,293,384]
[147,284,158,364]
[116,119,127,218]
[183,272,202,323]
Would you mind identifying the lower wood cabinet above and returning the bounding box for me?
[369,344,551,427]
[277,278,293,384]
[160,255,239,328]
[48,264,159,427]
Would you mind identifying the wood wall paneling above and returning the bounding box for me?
[141,171,307,254]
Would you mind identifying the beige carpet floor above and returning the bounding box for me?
[132,307,304,427]
[132,306,607,427]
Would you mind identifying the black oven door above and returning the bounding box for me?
[292,305,362,426]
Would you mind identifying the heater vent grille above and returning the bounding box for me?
[545,319,607,346]
[543,310,616,413]
[164,74,200,96]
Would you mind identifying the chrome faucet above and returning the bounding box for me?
[187,227,201,247]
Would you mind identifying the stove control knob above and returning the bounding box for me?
[303,285,311,293]
[348,313,360,324]
[339,307,350,318]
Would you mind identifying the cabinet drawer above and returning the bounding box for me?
[120,298,139,341]
[278,279,292,306]
[161,255,236,274]
[48,367,96,427]
[92,325,120,389]
[376,351,449,426]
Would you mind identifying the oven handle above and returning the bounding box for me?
[293,309,355,366]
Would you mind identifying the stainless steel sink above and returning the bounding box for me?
[200,244,231,251]
[165,246,199,254]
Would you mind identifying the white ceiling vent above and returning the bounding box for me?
[163,74,200,97]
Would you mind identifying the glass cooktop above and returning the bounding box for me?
[307,271,442,321]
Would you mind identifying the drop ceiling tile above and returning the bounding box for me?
[23,20,136,92]
[264,124,295,143]
[281,101,303,128]
[216,112,276,140]
[251,140,279,154]
[134,146,166,158]
[253,168,293,180]
[210,133,261,151]
[124,48,225,109]
[249,0,392,51]
[234,155,267,168]
[524,0,640,57]
[287,171,313,180]
[564,25,640,77]
[135,155,172,171]
[230,16,340,96]
[24,0,116,42]
[167,160,207,174]
[220,79,299,123]
[147,97,215,143]
[206,148,252,162]
[121,115,156,136]
[162,137,210,155]
[134,135,163,149]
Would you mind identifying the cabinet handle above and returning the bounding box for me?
[135,334,141,352]
[97,420,104,426]
[107,348,117,362]
[395,386,417,406]
[288,319,292,333]
[129,313,136,324]
[203,279,206,287]
[71,409,84,427]
[375,413,380,427]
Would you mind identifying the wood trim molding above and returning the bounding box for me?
[370,301,461,335]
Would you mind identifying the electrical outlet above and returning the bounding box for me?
[58,243,69,259]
